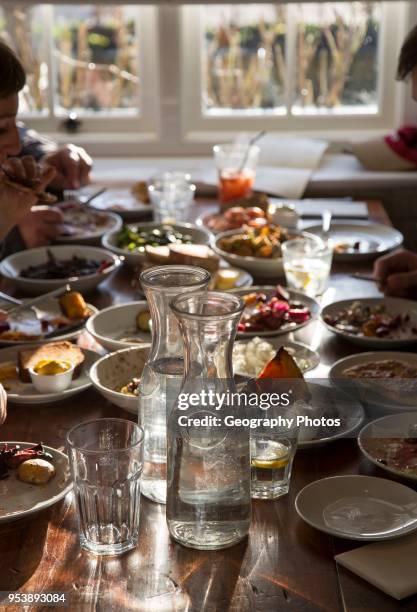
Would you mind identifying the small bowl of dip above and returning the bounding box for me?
[29,359,75,393]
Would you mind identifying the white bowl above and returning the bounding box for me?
[213,229,307,279]
[102,222,211,267]
[89,346,150,414]
[0,245,121,295]
[86,301,151,352]
[29,362,75,393]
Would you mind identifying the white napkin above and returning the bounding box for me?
[335,533,417,600]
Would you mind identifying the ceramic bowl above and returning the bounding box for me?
[29,363,75,393]
[86,301,151,352]
[102,222,211,267]
[89,345,150,414]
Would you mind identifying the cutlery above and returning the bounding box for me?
[2,285,71,318]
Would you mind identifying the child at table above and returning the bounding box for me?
[0,41,93,253]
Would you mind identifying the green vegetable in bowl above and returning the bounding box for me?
[116,225,193,253]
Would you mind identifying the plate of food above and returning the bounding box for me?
[295,475,417,541]
[230,336,319,376]
[0,441,72,523]
[0,341,99,404]
[321,298,417,348]
[0,291,97,346]
[0,245,121,295]
[231,286,319,337]
[196,206,268,234]
[89,345,150,414]
[81,183,151,220]
[329,351,417,416]
[305,221,403,261]
[86,301,151,352]
[55,201,122,245]
[358,413,417,482]
[213,226,309,278]
[102,222,211,267]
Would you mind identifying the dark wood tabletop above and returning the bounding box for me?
[0,198,414,612]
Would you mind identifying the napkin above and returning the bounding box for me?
[335,533,417,600]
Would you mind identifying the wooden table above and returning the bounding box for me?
[0,199,414,612]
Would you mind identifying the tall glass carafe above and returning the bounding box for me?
[138,266,211,504]
[167,291,251,549]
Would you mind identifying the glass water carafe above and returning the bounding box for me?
[167,291,251,549]
[138,266,211,504]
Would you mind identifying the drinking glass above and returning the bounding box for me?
[282,234,332,297]
[148,173,195,223]
[213,143,259,204]
[66,418,144,555]
[251,429,298,500]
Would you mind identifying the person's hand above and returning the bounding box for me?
[43,145,92,190]
[18,205,64,248]
[0,156,55,240]
[373,249,417,298]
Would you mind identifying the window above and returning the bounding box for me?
[0,2,412,154]
[182,2,407,142]
[0,3,158,138]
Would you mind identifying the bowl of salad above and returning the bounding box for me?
[102,222,211,266]
[213,225,306,279]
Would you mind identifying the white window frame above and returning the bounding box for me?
[14,4,160,153]
[180,2,411,144]
[10,1,416,156]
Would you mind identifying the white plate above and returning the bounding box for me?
[231,286,320,338]
[329,351,417,416]
[0,442,72,523]
[321,298,417,349]
[87,188,151,220]
[213,230,310,279]
[0,346,99,404]
[297,383,364,449]
[102,222,211,267]
[295,475,417,541]
[86,301,151,352]
[55,208,123,245]
[232,338,319,376]
[89,346,150,414]
[0,246,121,295]
[359,413,417,482]
[0,300,98,347]
[305,221,403,261]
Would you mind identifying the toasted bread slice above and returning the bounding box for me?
[168,244,220,272]
[0,361,18,382]
[18,341,85,383]
[144,245,170,264]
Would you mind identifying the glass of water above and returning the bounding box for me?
[149,172,195,223]
[66,418,144,555]
[251,427,298,500]
[282,234,332,297]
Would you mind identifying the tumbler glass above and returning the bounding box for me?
[66,418,144,555]
[148,173,195,223]
[282,234,332,297]
[213,143,259,204]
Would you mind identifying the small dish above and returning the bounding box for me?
[86,301,151,352]
[29,362,75,393]
[295,475,417,541]
[89,345,150,414]
[321,298,417,349]
[358,413,417,482]
[0,441,72,523]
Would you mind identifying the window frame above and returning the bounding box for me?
[180,2,410,144]
[9,1,415,157]
[16,4,160,142]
